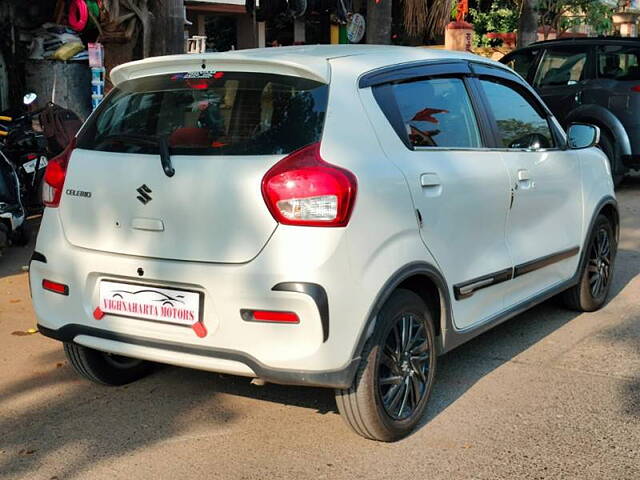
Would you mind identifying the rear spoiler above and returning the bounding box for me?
[111,53,331,86]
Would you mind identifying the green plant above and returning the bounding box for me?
[537,0,615,38]
[468,4,519,46]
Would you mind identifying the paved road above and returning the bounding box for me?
[1,179,639,480]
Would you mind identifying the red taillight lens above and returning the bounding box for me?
[261,143,357,227]
[631,85,640,93]
[241,309,300,323]
[43,138,75,208]
[42,279,69,295]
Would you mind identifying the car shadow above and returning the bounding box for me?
[0,216,40,279]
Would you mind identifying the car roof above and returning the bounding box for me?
[111,45,508,86]
[511,36,640,52]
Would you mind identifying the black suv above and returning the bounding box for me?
[501,37,640,185]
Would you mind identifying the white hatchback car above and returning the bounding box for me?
[31,45,618,441]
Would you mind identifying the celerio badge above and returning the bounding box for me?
[66,189,91,198]
[137,184,152,205]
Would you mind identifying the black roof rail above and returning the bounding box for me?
[530,35,640,46]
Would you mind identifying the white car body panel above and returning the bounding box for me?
[501,149,583,308]
[30,45,616,388]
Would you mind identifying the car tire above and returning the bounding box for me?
[63,343,154,386]
[598,132,624,187]
[563,214,616,312]
[335,289,437,442]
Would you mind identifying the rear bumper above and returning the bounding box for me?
[38,323,360,388]
[30,210,370,388]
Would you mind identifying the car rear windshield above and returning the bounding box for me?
[76,72,328,155]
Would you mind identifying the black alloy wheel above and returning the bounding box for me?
[378,313,431,421]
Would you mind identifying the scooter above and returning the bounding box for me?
[0,146,27,252]
[0,93,49,212]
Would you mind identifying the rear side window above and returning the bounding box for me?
[480,79,555,149]
[504,49,539,80]
[597,44,640,80]
[386,77,481,148]
[76,72,328,155]
[534,47,588,87]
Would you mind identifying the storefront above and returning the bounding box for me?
[185,0,260,51]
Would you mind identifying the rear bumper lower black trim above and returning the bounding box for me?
[272,282,329,342]
[38,323,358,389]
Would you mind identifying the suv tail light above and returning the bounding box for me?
[43,138,76,208]
[631,85,640,93]
[261,143,357,227]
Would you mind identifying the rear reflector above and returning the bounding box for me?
[42,279,69,296]
[240,309,300,324]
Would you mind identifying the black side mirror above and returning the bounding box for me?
[567,123,600,149]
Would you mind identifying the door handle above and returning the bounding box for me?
[517,169,530,182]
[420,173,441,187]
[516,169,533,189]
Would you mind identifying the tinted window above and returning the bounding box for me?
[534,47,588,87]
[480,79,554,149]
[77,72,328,155]
[390,77,481,148]
[597,44,640,80]
[504,49,539,79]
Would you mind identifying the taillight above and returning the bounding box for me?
[261,143,357,227]
[43,138,75,208]
[631,85,640,93]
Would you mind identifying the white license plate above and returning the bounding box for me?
[22,156,48,174]
[99,280,202,326]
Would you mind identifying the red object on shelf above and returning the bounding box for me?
[69,0,89,31]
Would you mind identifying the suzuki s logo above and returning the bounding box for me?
[136,184,152,205]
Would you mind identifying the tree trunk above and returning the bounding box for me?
[517,0,538,48]
[366,0,392,45]
[150,0,186,56]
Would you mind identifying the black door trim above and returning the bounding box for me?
[453,268,513,300]
[454,246,580,301]
[514,246,580,278]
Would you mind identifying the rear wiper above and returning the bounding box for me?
[95,133,175,178]
[158,136,175,178]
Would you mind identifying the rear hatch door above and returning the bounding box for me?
[61,70,328,263]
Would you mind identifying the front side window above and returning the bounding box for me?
[390,77,481,148]
[480,79,554,149]
[534,47,588,87]
[597,44,640,80]
[77,72,328,155]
